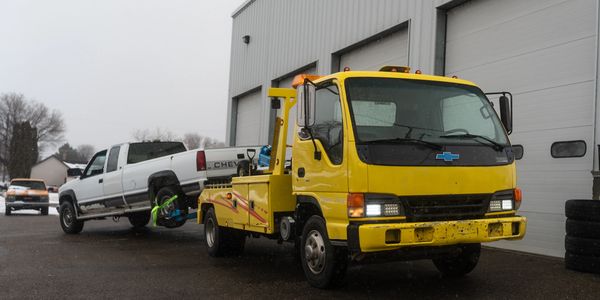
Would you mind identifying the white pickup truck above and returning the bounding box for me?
[58,141,260,234]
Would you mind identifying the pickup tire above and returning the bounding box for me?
[128,211,150,228]
[300,215,348,288]
[155,186,186,228]
[41,207,48,215]
[5,206,11,216]
[59,202,84,234]
[433,243,481,277]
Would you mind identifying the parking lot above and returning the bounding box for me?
[0,212,599,299]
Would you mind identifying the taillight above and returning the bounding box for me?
[196,151,206,171]
[347,193,365,218]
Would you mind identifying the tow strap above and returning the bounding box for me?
[151,195,178,227]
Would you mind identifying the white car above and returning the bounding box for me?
[58,141,260,233]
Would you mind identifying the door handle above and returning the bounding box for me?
[98,178,103,184]
[249,200,255,210]
[298,167,305,178]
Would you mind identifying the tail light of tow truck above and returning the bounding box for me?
[196,150,206,171]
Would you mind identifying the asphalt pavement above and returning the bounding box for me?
[1,213,599,299]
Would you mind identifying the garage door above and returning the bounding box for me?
[235,89,262,146]
[445,0,596,257]
[338,29,409,71]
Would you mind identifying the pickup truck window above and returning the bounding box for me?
[127,142,187,164]
[9,180,46,191]
[106,146,120,173]
[84,150,107,177]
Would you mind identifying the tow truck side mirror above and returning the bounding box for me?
[297,84,316,128]
[499,95,512,134]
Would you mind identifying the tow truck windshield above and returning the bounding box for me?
[345,77,512,166]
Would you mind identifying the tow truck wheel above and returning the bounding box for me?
[59,202,84,234]
[433,243,481,277]
[300,216,348,288]
[204,207,225,257]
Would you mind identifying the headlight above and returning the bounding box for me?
[488,189,521,212]
[6,195,16,202]
[348,193,403,218]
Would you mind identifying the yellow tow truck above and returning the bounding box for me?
[198,66,526,288]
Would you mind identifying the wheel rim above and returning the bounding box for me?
[205,218,216,247]
[304,229,326,274]
[159,195,176,218]
[62,207,73,228]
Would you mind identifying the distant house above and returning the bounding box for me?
[30,156,86,187]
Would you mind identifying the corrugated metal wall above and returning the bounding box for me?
[226,0,457,145]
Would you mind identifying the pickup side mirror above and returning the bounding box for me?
[499,95,512,134]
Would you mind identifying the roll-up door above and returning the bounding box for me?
[338,29,409,71]
[445,0,596,257]
[235,89,262,146]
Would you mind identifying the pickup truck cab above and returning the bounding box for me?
[58,141,258,234]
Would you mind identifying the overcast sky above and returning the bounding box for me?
[0,0,244,156]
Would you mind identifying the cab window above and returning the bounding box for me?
[84,150,107,177]
[312,84,343,165]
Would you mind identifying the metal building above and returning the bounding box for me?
[226,0,600,257]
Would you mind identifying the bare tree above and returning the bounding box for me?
[183,133,202,150]
[132,127,178,142]
[76,144,96,162]
[0,93,65,180]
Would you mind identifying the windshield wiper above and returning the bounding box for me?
[439,134,504,151]
[360,138,443,150]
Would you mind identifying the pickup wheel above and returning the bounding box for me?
[128,211,150,228]
[5,205,11,216]
[155,186,187,228]
[41,207,49,215]
[59,202,84,234]
[433,243,481,277]
[300,216,348,288]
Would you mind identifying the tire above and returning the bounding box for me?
[433,243,481,277]
[565,251,600,274]
[204,207,224,256]
[5,206,11,216]
[300,215,348,288]
[59,202,84,234]
[128,211,150,228]
[155,186,187,228]
[565,236,600,256]
[566,199,600,221]
[565,219,600,239]
[41,207,48,215]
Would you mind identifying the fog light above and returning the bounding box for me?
[383,203,400,216]
[489,200,502,212]
[366,204,381,217]
[502,199,513,210]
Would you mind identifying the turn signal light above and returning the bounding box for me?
[514,187,522,210]
[347,193,365,218]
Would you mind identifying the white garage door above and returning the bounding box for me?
[339,29,409,71]
[235,89,262,146]
[445,0,596,257]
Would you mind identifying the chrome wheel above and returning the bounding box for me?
[62,206,74,228]
[205,217,216,248]
[304,229,326,274]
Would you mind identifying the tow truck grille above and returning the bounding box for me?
[400,194,491,222]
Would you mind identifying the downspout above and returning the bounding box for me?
[592,0,600,199]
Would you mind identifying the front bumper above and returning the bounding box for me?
[6,201,50,210]
[348,216,526,253]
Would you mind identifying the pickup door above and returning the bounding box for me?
[77,150,124,215]
[102,145,128,208]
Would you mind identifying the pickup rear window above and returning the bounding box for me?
[127,142,187,164]
[10,180,46,190]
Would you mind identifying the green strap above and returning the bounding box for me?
[151,195,178,227]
